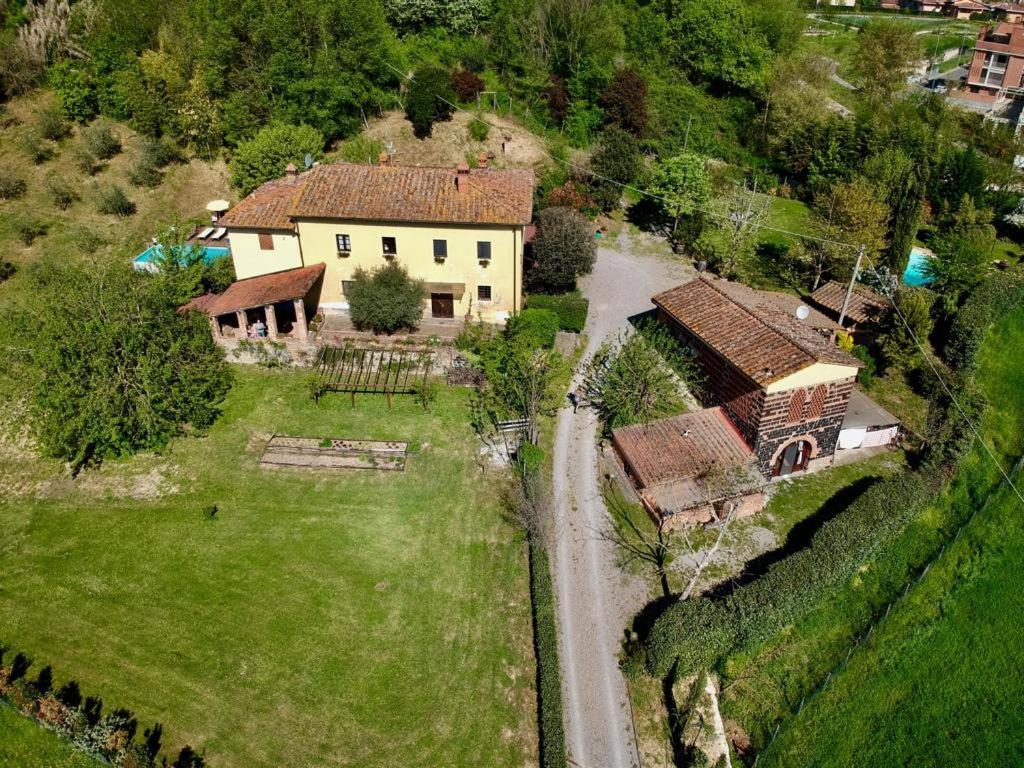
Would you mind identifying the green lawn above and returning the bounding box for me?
[0,705,101,768]
[0,368,536,767]
[744,309,1024,766]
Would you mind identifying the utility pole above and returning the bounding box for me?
[837,245,865,330]
[683,115,693,152]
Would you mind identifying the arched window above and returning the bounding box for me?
[806,384,829,420]
[786,389,806,423]
[773,439,812,477]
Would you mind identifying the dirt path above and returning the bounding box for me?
[551,232,694,768]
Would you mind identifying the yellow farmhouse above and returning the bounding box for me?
[199,158,534,340]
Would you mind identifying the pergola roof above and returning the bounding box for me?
[203,264,325,317]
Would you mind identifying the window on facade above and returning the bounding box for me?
[786,389,807,423]
[477,241,492,260]
[478,285,492,301]
[336,234,351,253]
[433,239,448,258]
[258,232,274,250]
[805,384,829,420]
[382,236,397,255]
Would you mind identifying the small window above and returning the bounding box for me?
[477,241,492,260]
[258,232,275,251]
[336,234,351,253]
[478,285,492,301]
[433,239,448,258]
[382,236,397,256]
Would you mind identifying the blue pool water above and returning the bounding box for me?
[133,244,230,272]
[902,247,932,287]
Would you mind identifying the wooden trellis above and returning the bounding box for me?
[313,345,432,409]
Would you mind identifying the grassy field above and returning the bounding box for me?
[0,368,536,767]
[0,705,101,768]
[758,309,1024,767]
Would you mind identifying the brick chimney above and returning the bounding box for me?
[455,161,470,192]
[378,151,391,166]
[285,163,298,177]
[476,152,489,169]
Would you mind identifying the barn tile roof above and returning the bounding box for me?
[653,277,860,386]
[290,163,534,226]
[612,407,753,489]
[809,280,888,327]
[218,174,306,230]
[201,264,325,316]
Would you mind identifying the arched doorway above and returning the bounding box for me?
[773,439,812,477]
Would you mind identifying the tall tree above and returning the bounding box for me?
[648,153,712,253]
[405,65,457,138]
[589,127,642,210]
[852,20,922,105]
[806,176,889,290]
[528,206,597,291]
[599,68,649,136]
[228,123,323,195]
[667,0,773,91]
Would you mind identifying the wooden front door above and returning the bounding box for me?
[430,292,454,318]
[773,439,811,477]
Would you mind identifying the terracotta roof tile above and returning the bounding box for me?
[201,264,325,316]
[809,280,888,326]
[653,277,860,386]
[612,407,753,489]
[289,163,534,226]
[218,174,305,230]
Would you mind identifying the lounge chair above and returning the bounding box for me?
[198,227,215,239]
[210,227,227,240]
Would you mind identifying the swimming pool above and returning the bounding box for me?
[133,244,230,272]
[902,247,932,287]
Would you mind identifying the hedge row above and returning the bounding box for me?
[0,645,204,767]
[528,541,567,768]
[524,293,589,333]
[646,472,934,676]
[945,268,1024,370]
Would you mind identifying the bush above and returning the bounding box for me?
[0,260,15,282]
[525,293,590,333]
[528,207,597,292]
[141,137,184,169]
[405,65,457,139]
[452,68,486,102]
[599,67,649,136]
[35,105,69,141]
[507,308,560,350]
[83,121,122,160]
[46,176,79,210]
[12,213,48,245]
[945,268,1024,370]
[589,126,642,210]
[852,344,876,384]
[128,157,163,188]
[97,186,137,217]
[347,261,425,333]
[0,167,27,199]
[338,134,385,164]
[229,123,323,196]
[515,442,546,476]
[21,131,54,164]
[646,472,933,676]
[468,114,489,142]
[71,147,101,176]
[529,542,567,768]
[49,61,98,123]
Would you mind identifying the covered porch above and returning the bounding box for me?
[186,263,325,342]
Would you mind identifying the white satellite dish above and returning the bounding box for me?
[795,304,811,321]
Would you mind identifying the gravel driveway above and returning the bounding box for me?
[550,232,694,768]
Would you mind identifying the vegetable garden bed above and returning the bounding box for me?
[259,435,408,470]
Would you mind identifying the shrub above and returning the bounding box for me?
[338,134,385,164]
[405,65,457,139]
[529,542,567,768]
[543,181,598,217]
[646,472,933,676]
[141,137,184,169]
[97,185,137,216]
[452,68,486,102]
[507,308,560,350]
[852,344,876,384]
[0,167,27,199]
[229,123,323,196]
[525,293,589,332]
[12,213,48,245]
[49,61,98,123]
[35,105,69,141]
[347,261,425,333]
[468,114,489,142]
[528,207,597,292]
[46,176,79,210]
[21,131,54,164]
[515,442,546,476]
[129,157,163,188]
[83,120,122,160]
[945,268,1024,370]
[0,260,15,282]
[71,147,100,176]
[589,126,642,210]
[599,67,649,136]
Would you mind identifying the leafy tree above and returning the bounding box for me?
[648,153,711,253]
[545,76,569,124]
[667,0,773,91]
[452,68,486,102]
[384,0,492,33]
[228,123,323,196]
[97,185,136,216]
[49,61,99,123]
[528,206,597,292]
[20,260,231,470]
[853,20,922,105]
[762,52,832,156]
[405,65,457,139]
[931,147,986,221]
[177,74,222,158]
[879,287,933,371]
[347,262,426,333]
[599,67,648,136]
[924,231,991,317]
[153,226,236,304]
[505,309,560,351]
[589,126,642,210]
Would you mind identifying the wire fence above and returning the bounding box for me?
[751,454,1024,766]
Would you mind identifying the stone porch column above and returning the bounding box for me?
[236,309,248,337]
[265,303,278,339]
[209,316,222,338]
[294,298,308,340]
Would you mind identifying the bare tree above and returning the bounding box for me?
[714,182,772,278]
[502,466,553,549]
